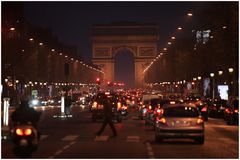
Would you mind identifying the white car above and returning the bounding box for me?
[155,103,205,144]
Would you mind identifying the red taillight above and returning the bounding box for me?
[225,108,231,114]
[157,109,163,115]
[201,106,207,112]
[117,102,121,110]
[24,129,32,136]
[197,118,204,124]
[16,128,24,136]
[122,106,128,110]
[234,109,238,113]
[158,117,166,124]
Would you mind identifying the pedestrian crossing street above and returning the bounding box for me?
[40,134,141,142]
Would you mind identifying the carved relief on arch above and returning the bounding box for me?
[112,45,138,58]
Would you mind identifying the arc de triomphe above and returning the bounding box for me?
[92,23,159,88]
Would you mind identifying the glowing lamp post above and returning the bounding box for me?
[61,96,65,117]
[3,98,10,126]
[210,73,215,99]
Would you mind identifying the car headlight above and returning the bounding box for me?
[31,99,39,106]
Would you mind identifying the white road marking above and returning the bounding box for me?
[54,150,63,155]
[40,135,49,140]
[49,140,77,158]
[126,136,140,142]
[62,135,78,141]
[146,142,155,159]
[69,141,76,145]
[94,135,109,141]
[63,145,70,150]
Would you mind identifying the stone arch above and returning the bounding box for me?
[91,23,159,88]
[112,45,138,58]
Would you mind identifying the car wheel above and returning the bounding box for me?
[195,136,204,144]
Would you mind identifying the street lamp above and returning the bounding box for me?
[187,13,193,17]
[178,27,182,30]
[218,70,223,75]
[228,68,234,96]
[210,73,215,99]
[228,68,234,73]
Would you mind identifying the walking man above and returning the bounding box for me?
[96,95,117,137]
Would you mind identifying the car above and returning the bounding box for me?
[90,92,123,123]
[155,103,205,144]
[138,94,160,120]
[145,98,162,126]
[192,100,209,121]
[138,99,149,120]
[224,97,239,125]
[209,99,228,118]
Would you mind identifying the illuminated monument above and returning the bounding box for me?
[92,22,159,88]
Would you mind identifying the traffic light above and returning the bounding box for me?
[96,77,100,85]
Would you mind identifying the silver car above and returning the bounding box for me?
[155,103,204,144]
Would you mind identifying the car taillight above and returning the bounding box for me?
[117,102,121,110]
[234,109,238,113]
[197,118,204,124]
[92,102,97,108]
[225,108,231,114]
[158,117,166,124]
[157,108,163,115]
[24,129,32,136]
[16,128,24,136]
[201,106,207,112]
[122,106,128,110]
[170,101,175,104]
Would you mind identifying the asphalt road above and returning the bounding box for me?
[1,105,239,158]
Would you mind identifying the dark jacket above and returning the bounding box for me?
[11,101,41,126]
[103,98,113,118]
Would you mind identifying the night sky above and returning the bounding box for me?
[23,1,201,87]
[23,1,200,61]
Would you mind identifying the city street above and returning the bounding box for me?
[2,105,239,159]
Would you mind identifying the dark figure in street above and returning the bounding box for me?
[11,98,42,141]
[11,99,41,128]
[96,96,117,137]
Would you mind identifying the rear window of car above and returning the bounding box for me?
[163,106,199,117]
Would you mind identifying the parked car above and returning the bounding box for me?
[155,103,205,144]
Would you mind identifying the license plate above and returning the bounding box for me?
[98,105,103,109]
[20,139,28,146]
[171,121,190,127]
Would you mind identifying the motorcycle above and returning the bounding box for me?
[11,122,39,158]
